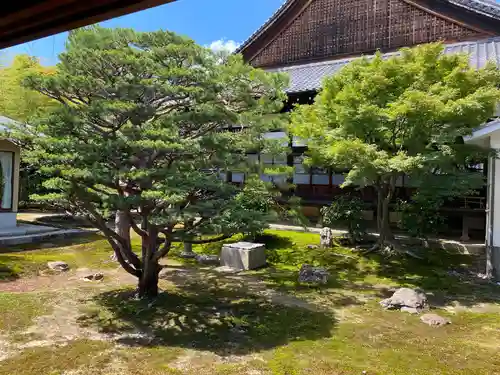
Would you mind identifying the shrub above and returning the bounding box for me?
[397,198,445,239]
[321,196,366,244]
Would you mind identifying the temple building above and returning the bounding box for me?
[235,0,500,242]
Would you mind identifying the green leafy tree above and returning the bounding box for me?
[292,43,500,251]
[0,55,57,123]
[397,167,486,238]
[0,55,59,206]
[321,196,366,244]
[24,26,288,298]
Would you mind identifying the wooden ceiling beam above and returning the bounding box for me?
[0,0,176,49]
[0,1,78,28]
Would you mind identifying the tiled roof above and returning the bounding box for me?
[267,37,500,93]
[447,0,500,20]
[0,116,18,131]
[235,0,292,54]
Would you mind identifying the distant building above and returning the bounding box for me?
[236,0,500,240]
[0,116,21,230]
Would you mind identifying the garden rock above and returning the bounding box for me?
[400,306,420,315]
[47,261,70,272]
[320,227,334,248]
[82,273,104,281]
[195,254,220,265]
[380,288,427,312]
[298,264,329,285]
[420,313,451,327]
[213,266,240,274]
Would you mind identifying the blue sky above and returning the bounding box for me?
[0,0,285,66]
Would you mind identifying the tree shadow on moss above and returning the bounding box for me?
[78,286,335,356]
[252,233,295,250]
[0,262,20,281]
[367,248,500,307]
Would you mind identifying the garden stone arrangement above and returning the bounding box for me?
[379,288,451,326]
[380,288,428,314]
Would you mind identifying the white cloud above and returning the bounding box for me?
[208,39,240,53]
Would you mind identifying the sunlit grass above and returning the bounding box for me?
[1,229,500,374]
[0,292,53,333]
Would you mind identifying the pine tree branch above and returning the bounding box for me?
[125,210,148,238]
[181,234,231,244]
[153,225,174,261]
[105,235,141,277]
[77,196,141,270]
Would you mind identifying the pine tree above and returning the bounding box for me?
[25,26,288,297]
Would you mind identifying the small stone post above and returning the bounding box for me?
[320,227,334,248]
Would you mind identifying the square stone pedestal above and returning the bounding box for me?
[220,242,266,270]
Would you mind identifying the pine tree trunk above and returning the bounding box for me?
[138,259,159,298]
[115,210,131,247]
[181,219,196,258]
[138,227,160,299]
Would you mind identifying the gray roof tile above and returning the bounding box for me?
[447,0,500,20]
[267,37,500,93]
[0,116,18,131]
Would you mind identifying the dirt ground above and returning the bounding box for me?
[0,265,325,373]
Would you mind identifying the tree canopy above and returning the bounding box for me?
[291,43,500,248]
[0,55,57,123]
[25,26,289,297]
[0,55,59,207]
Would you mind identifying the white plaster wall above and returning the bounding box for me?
[0,212,16,229]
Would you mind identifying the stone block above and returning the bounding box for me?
[220,242,266,270]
